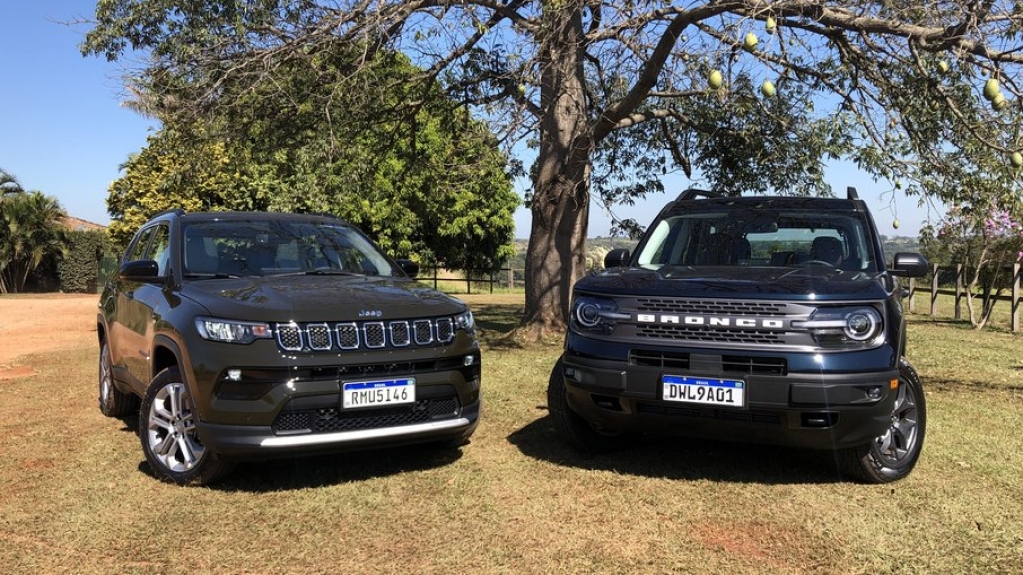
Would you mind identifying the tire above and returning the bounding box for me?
[99,341,138,417]
[139,366,234,485]
[840,360,926,483]
[547,359,639,453]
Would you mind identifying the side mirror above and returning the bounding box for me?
[119,259,159,281]
[396,259,419,279]
[890,252,930,278]
[603,248,631,269]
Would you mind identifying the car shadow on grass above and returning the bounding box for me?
[508,414,850,485]
[120,413,466,491]
[217,445,466,492]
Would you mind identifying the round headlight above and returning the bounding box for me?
[844,309,881,341]
[575,301,602,328]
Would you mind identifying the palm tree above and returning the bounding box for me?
[0,190,68,293]
[0,168,25,195]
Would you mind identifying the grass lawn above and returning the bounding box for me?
[0,293,1020,574]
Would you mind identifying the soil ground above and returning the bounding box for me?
[0,294,98,379]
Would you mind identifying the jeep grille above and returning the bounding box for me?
[274,317,456,353]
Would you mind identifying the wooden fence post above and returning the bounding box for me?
[908,277,916,313]
[1013,262,1020,333]
[954,264,963,320]
[930,263,939,316]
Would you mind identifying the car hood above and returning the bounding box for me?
[180,275,467,322]
[576,266,894,301]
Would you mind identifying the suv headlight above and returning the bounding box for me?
[794,306,884,349]
[454,309,475,333]
[196,317,272,344]
[571,296,626,334]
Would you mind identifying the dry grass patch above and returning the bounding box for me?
[0,293,1021,574]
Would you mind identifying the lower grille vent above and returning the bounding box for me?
[273,398,460,435]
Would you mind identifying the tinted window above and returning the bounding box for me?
[125,227,154,263]
[146,225,171,276]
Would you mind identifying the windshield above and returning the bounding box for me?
[635,208,879,273]
[181,219,401,277]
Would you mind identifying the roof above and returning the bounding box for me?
[62,216,106,232]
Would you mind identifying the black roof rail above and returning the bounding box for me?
[152,208,186,218]
[846,186,859,200]
[675,189,723,201]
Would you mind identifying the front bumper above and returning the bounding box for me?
[182,334,482,458]
[560,338,900,450]
[197,400,480,458]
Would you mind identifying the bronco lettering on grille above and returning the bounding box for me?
[636,314,786,329]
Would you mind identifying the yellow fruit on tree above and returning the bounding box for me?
[938,60,949,74]
[1012,151,1023,167]
[766,16,777,34]
[743,32,758,52]
[992,92,1008,111]
[984,77,1000,100]
[708,69,723,89]
[761,80,776,97]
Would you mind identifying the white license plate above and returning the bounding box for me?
[342,378,415,409]
[662,375,745,408]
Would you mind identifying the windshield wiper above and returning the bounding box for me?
[303,267,363,276]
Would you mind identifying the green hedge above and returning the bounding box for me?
[58,229,112,293]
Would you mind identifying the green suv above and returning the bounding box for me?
[98,210,481,485]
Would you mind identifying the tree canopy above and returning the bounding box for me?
[106,44,519,272]
[0,172,68,294]
[83,1,1023,337]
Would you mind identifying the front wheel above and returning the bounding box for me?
[139,366,233,485]
[547,359,639,453]
[840,360,926,483]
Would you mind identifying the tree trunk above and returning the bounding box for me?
[518,1,591,340]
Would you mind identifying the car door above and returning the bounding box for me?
[117,223,172,388]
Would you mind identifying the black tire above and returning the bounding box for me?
[139,366,234,486]
[547,359,639,453]
[839,360,926,483]
[98,341,138,417]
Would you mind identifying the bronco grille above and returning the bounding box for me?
[274,317,455,353]
[636,298,788,316]
[637,325,784,345]
[273,398,460,434]
[624,298,816,348]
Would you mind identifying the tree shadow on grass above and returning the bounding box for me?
[508,414,851,485]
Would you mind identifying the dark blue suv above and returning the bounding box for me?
[548,189,930,482]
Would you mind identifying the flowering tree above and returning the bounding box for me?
[923,205,1023,330]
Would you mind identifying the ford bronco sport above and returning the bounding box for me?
[548,188,929,482]
[98,210,481,485]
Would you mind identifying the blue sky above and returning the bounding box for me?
[2,1,943,239]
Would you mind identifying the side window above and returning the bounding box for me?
[125,227,154,264]
[146,225,171,276]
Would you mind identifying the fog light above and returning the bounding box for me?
[866,386,882,399]
[227,369,242,381]
[464,355,476,367]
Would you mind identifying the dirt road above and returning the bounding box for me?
[0,294,98,379]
